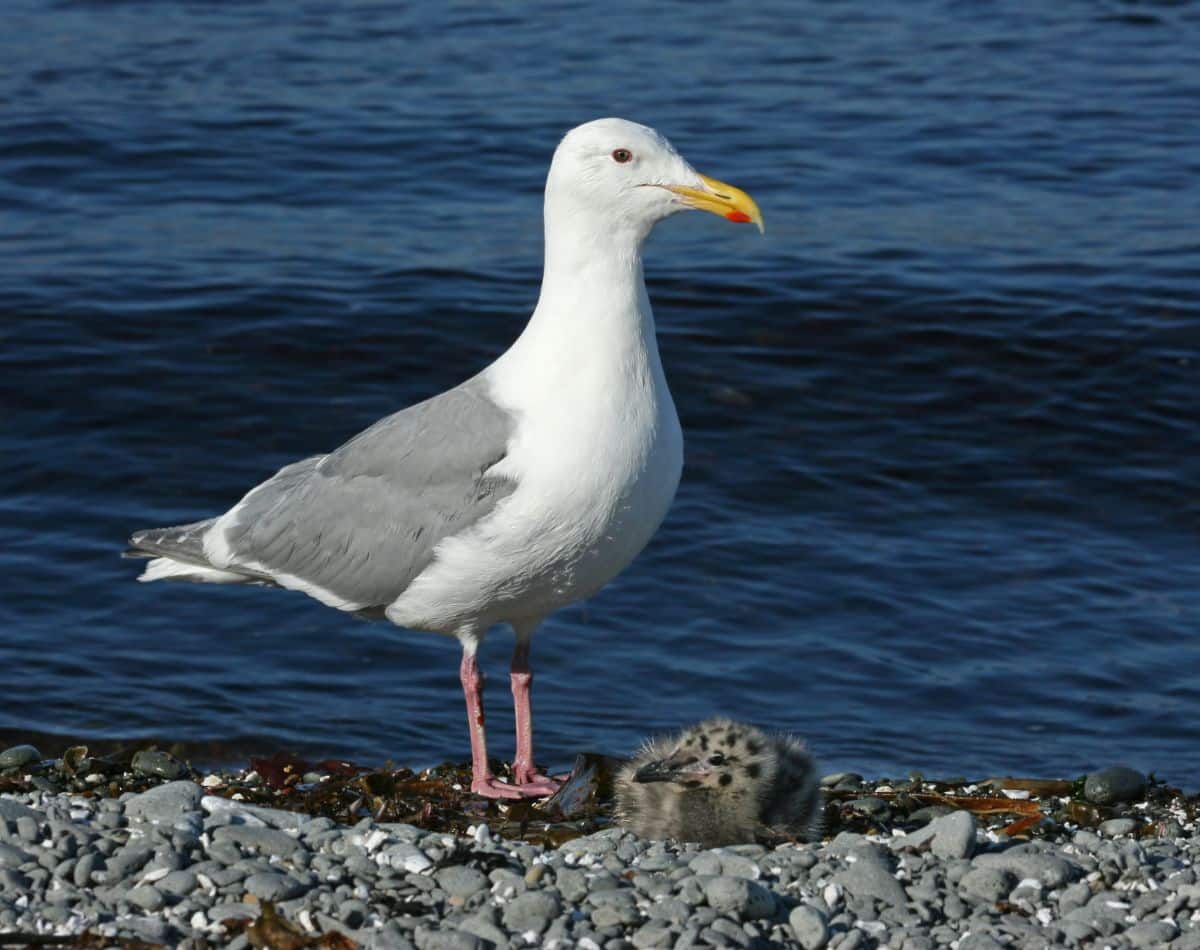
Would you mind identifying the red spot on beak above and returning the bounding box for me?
[725,210,752,224]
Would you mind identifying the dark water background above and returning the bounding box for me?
[3,0,1199,786]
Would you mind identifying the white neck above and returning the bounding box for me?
[501,200,661,377]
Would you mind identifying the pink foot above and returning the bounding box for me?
[511,767,561,797]
[471,776,532,800]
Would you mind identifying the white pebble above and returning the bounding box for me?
[201,775,223,788]
[402,853,433,874]
[1002,789,1031,800]
[298,909,315,932]
[823,882,843,907]
[363,829,388,853]
[474,824,492,844]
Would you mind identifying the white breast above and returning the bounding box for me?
[387,275,683,636]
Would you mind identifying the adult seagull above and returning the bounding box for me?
[127,118,763,799]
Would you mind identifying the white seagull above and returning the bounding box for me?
[127,117,763,799]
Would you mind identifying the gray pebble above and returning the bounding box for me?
[158,868,198,896]
[434,864,489,897]
[846,797,892,820]
[1126,919,1179,947]
[0,843,32,869]
[501,890,561,934]
[0,746,40,770]
[971,849,1077,888]
[1084,766,1147,805]
[124,780,203,824]
[703,875,775,919]
[892,810,977,860]
[131,749,188,780]
[125,884,165,911]
[958,867,1013,904]
[212,824,300,856]
[633,921,674,948]
[788,905,830,949]
[820,772,863,788]
[244,870,307,901]
[835,855,907,908]
[1099,817,1139,836]
[414,928,483,950]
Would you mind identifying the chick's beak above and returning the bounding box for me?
[633,759,680,784]
[665,173,764,233]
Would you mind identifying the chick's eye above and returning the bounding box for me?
[708,753,726,766]
[612,148,633,164]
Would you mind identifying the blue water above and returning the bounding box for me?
[3,0,1199,787]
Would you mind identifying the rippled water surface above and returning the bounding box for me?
[3,0,1199,785]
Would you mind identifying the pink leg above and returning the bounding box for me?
[460,647,524,800]
[509,633,560,796]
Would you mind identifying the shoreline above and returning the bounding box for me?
[1,743,1198,948]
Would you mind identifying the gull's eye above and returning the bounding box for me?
[611,148,633,164]
[708,753,726,766]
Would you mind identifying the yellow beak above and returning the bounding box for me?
[665,173,764,233]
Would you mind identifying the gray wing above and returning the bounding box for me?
[217,378,516,609]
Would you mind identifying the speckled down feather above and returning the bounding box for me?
[615,718,824,848]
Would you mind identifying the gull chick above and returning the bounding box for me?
[126,118,763,799]
[616,719,823,847]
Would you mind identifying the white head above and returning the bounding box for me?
[543,118,763,247]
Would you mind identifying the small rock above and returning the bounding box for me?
[847,797,892,820]
[158,869,198,897]
[788,905,829,949]
[703,875,775,919]
[125,781,203,824]
[126,884,165,912]
[132,749,188,780]
[0,844,32,869]
[501,890,561,935]
[211,824,300,856]
[958,867,1014,904]
[435,865,489,898]
[632,921,674,949]
[891,810,976,860]
[1084,766,1146,805]
[835,855,907,908]
[972,850,1077,888]
[244,871,306,901]
[1098,818,1138,837]
[0,799,40,823]
[200,795,307,830]
[0,745,40,770]
[414,928,482,950]
[689,851,759,879]
[820,772,863,788]
[1125,919,1179,948]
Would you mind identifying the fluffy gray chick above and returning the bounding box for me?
[615,718,823,847]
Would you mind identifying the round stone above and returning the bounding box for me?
[958,867,1013,904]
[126,885,165,912]
[789,905,830,949]
[244,871,306,902]
[1084,766,1146,806]
[0,745,40,770]
[435,865,489,898]
[703,875,775,919]
[1099,818,1138,837]
[131,749,188,780]
[501,890,561,935]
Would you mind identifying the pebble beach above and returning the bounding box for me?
[2,743,1199,949]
